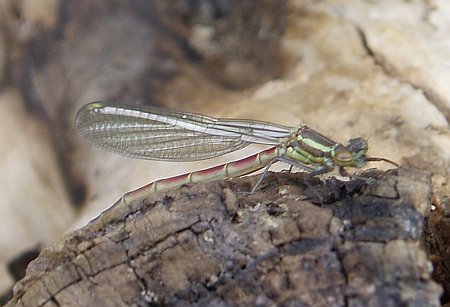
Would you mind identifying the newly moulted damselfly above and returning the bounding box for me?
[75,102,398,206]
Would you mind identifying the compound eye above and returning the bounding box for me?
[347,138,368,155]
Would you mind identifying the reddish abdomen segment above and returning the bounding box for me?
[120,146,280,205]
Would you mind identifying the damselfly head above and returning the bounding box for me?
[332,138,368,168]
[336,138,399,168]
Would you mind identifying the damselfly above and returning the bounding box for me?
[75,102,398,206]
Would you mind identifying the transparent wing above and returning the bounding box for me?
[75,102,294,161]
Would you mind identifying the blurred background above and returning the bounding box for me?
[0,0,449,304]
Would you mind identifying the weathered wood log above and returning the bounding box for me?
[6,167,442,306]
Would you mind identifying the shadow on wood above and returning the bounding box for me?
[6,168,442,306]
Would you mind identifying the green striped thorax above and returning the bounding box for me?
[285,126,369,170]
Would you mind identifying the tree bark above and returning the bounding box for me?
[6,168,442,306]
